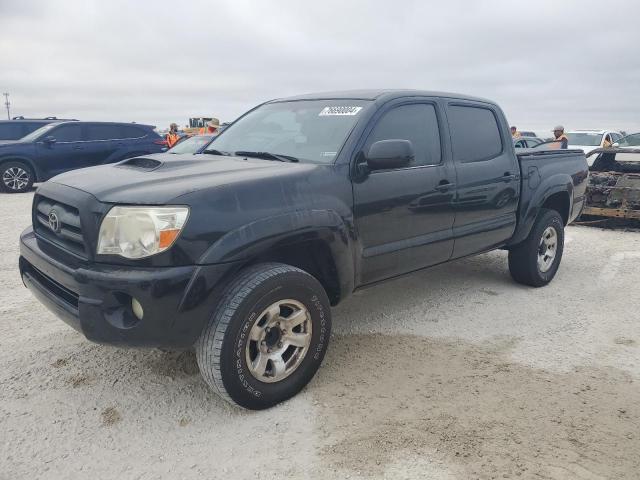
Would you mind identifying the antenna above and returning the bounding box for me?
[2,93,9,120]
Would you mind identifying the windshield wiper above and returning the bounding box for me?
[234,151,299,163]
[203,149,231,156]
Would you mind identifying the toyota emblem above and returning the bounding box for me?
[48,210,60,232]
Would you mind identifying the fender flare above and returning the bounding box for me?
[509,174,573,246]
[197,209,355,299]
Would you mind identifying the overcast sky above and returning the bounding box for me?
[1,0,639,134]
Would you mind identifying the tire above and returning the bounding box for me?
[1,161,34,193]
[196,263,332,409]
[508,208,564,287]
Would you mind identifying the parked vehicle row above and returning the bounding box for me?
[19,89,588,409]
[0,121,166,192]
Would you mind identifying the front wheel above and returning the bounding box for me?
[196,263,331,409]
[508,208,565,287]
[1,161,34,193]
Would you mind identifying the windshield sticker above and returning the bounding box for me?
[319,106,363,116]
[320,151,337,157]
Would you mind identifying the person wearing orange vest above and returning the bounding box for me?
[198,118,221,135]
[551,125,568,149]
[166,123,180,148]
[511,126,521,139]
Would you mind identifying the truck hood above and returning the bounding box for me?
[47,153,317,204]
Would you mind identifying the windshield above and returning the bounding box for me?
[618,133,640,147]
[169,135,213,154]
[206,99,371,164]
[19,123,57,142]
[565,132,603,146]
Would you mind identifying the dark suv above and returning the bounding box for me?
[0,121,166,193]
[0,117,78,141]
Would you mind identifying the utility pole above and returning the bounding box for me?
[2,93,9,120]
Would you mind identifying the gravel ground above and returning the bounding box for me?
[1,190,639,480]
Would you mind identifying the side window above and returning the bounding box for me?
[50,124,83,142]
[448,105,503,163]
[365,103,441,166]
[0,123,25,140]
[611,132,622,143]
[85,124,124,141]
[122,126,145,138]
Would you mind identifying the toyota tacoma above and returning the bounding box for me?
[19,90,588,409]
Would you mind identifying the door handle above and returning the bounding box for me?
[435,180,455,192]
[501,172,518,182]
[72,145,83,150]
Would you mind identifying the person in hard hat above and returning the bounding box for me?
[166,123,181,148]
[199,118,222,135]
[511,126,521,139]
[551,125,568,149]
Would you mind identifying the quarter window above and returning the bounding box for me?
[365,103,441,166]
[449,105,503,163]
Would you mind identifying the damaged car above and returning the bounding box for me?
[584,147,640,220]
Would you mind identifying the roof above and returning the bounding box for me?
[270,89,495,104]
[567,129,618,134]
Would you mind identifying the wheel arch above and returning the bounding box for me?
[0,156,40,181]
[508,176,573,247]
[197,210,355,305]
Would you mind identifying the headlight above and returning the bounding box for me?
[97,206,189,259]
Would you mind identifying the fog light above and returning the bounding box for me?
[131,297,144,320]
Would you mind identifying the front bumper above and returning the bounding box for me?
[19,227,241,348]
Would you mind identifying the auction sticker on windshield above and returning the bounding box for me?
[318,106,363,116]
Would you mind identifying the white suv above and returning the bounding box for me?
[565,129,623,162]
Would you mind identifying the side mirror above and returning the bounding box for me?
[43,136,57,145]
[613,142,620,148]
[366,139,414,170]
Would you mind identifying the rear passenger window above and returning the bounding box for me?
[366,103,441,166]
[449,105,503,162]
[85,124,124,141]
[121,126,145,138]
[51,124,83,142]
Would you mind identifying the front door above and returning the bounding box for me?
[36,123,87,179]
[353,100,456,285]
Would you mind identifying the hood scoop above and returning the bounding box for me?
[116,157,163,171]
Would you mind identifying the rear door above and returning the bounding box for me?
[82,123,121,166]
[445,102,520,258]
[353,99,456,284]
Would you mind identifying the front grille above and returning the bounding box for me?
[34,196,87,257]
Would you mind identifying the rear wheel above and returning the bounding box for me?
[196,263,331,409]
[1,161,34,193]
[508,208,564,287]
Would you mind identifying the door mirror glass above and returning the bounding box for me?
[366,139,414,170]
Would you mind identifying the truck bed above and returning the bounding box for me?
[509,149,589,245]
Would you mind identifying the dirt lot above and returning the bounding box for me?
[1,190,639,480]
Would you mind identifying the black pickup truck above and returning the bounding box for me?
[19,90,588,409]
